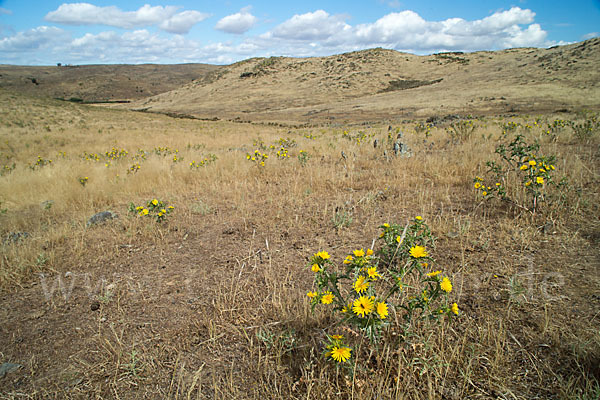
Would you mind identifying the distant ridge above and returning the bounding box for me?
[128,38,600,123]
[0,63,220,103]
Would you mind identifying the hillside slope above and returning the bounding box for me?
[130,38,600,123]
[0,63,220,103]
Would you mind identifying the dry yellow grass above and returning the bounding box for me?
[0,84,599,399]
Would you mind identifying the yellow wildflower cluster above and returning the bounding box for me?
[518,155,554,188]
[341,129,373,144]
[246,149,268,167]
[153,146,178,157]
[276,147,290,159]
[1,163,16,176]
[29,155,53,170]
[130,198,175,222]
[325,334,352,363]
[473,176,495,197]
[78,176,88,186]
[82,152,101,162]
[128,163,141,174]
[189,154,217,169]
[104,147,128,161]
[306,217,459,365]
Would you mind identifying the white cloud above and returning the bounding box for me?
[159,10,209,34]
[2,7,557,65]
[215,6,257,34]
[45,3,208,34]
[0,26,67,52]
[0,7,12,15]
[260,7,548,53]
[269,10,351,41]
[582,32,599,40]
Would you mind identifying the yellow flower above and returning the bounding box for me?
[415,216,422,221]
[321,292,334,304]
[168,205,174,209]
[525,180,532,187]
[421,262,429,268]
[331,334,344,340]
[520,164,528,170]
[474,182,481,189]
[352,296,374,317]
[409,245,428,258]
[260,161,265,166]
[353,248,365,257]
[366,249,374,256]
[550,165,555,170]
[367,267,379,279]
[482,191,487,196]
[376,302,389,319]
[440,277,453,293]
[529,160,537,166]
[383,223,390,228]
[136,206,143,211]
[307,291,317,298]
[495,182,501,186]
[311,263,321,273]
[343,255,353,264]
[315,251,330,260]
[330,346,351,363]
[160,209,166,214]
[354,276,369,293]
[140,209,149,216]
[396,235,403,244]
[426,270,441,277]
[451,303,459,315]
[536,176,544,185]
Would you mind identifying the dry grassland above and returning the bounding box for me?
[0,88,599,399]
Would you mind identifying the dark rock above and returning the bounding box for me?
[3,232,29,245]
[86,211,118,227]
[90,300,100,311]
[0,363,22,378]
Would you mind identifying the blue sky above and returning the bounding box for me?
[0,1,598,65]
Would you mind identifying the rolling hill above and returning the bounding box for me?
[0,63,220,103]
[128,38,600,123]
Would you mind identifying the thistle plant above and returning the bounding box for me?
[29,155,52,170]
[189,154,217,169]
[306,217,459,366]
[476,134,564,213]
[414,122,433,137]
[1,163,16,176]
[297,150,310,166]
[246,150,268,166]
[448,119,476,142]
[129,198,174,222]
